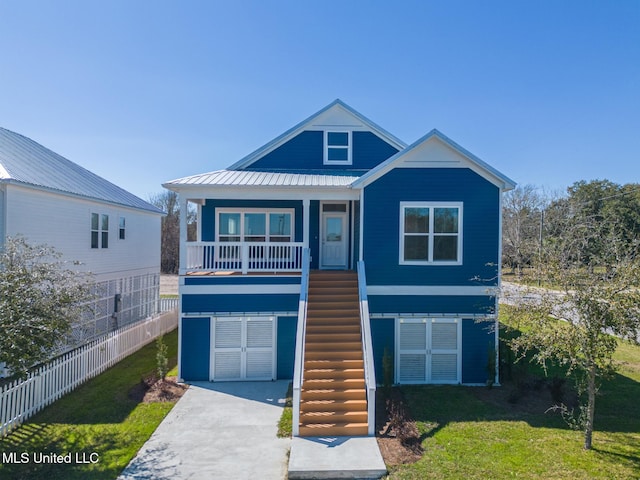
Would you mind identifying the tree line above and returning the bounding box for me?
[502,179,640,277]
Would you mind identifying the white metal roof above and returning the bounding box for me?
[163,169,359,189]
[0,127,163,214]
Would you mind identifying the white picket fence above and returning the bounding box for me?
[0,308,178,437]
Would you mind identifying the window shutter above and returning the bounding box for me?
[399,321,427,383]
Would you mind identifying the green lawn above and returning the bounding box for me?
[0,329,180,480]
[386,315,640,479]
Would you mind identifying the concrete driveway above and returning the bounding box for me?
[118,380,291,480]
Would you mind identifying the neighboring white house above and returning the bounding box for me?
[0,127,164,349]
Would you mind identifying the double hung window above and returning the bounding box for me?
[400,202,462,264]
[91,213,109,249]
[324,131,352,165]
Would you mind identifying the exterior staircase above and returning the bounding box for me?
[299,270,368,437]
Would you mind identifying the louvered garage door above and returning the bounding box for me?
[397,318,460,384]
[211,317,275,381]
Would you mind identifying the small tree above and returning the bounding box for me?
[0,237,93,377]
[506,230,640,449]
[156,334,169,381]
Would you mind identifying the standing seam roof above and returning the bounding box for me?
[0,127,163,214]
[163,169,359,188]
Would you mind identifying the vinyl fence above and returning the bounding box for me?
[0,308,178,437]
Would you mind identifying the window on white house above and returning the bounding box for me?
[324,131,351,165]
[400,203,462,264]
[91,213,109,248]
[217,210,293,243]
[119,217,126,240]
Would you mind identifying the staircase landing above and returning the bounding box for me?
[288,436,387,480]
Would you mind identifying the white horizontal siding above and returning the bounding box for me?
[5,184,160,281]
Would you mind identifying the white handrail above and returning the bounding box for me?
[185,241,305,273]
[357,260,377,436]
[292,248,311,436]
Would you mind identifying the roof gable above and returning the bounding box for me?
[352,129,516,191]
[227,99,407,171]
[0,127,163,214]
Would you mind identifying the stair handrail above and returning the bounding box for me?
[357,260,377,436]
[292,248,311,437]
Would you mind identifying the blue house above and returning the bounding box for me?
[163,100,515,436]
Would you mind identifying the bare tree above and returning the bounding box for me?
[149,191,196,274]
[502,184,545,277]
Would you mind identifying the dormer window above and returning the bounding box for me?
[324,131,352,165]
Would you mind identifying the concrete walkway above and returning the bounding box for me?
[288,436,387,479]
[118,380,291,480]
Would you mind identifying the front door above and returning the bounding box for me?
[320,202,348,269]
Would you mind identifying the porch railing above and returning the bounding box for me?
[357,260,377,436]
[185,241,304,274]
[292,248,311,436]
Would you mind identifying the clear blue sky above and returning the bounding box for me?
[1,1,638,200]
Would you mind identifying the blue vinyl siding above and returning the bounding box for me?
[182,294,299,314]
[352,132,400,169]
[462,318,496,384]
[181,317,210,381]
[368,295,495,316]
[246,130,399,172]
[277,316,298,379]
[363,168,500,287]
[250,131,323,170]
[184,276,300,286]
[370,318,395,386]
[200,199,303,242]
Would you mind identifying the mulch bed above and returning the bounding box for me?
[376,387,424,465]
[128,375,188,403]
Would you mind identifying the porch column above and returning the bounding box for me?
[303,198,310,248]
[179,194,188,275]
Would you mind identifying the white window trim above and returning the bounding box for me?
[399,201,463,265]
[216,208,296,243]
[323,130,352,165]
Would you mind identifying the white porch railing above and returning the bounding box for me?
[186,241,305,273]
[357,260,377,436]
[292,248,311,437]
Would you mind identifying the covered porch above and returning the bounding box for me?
[171,171,363,275]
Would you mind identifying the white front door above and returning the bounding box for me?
[396,318,461,384]
[320,203,348,269]
[210,316,275,381]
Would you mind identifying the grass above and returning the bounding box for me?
[0,329,180,480]
[277,383,293,438]
[385,311,640,479]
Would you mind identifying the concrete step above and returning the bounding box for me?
[288,436,387,480]
[300,398,368,413]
